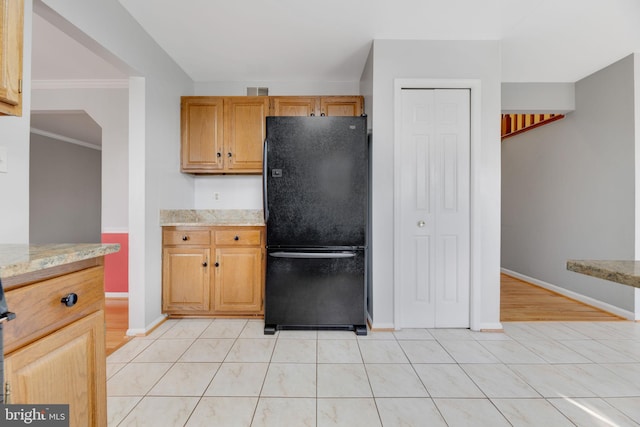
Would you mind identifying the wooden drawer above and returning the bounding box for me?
[3,266,104,354]
[163,229,211,246]
[214,229,262,246]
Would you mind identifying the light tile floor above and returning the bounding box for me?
[107,319,640,426]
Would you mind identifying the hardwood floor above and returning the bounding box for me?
[105,298,132,356]
[500,273,623,322]
[104,275,623,354]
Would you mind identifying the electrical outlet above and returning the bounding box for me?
[0,146,7,173]
[214,192,220,201]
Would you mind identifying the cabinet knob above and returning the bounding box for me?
[227,152,232,157]
[202,261,208,267]
[321,112,326,116]
[214,262,220,267]
[182,235,189,241]
[61,293,79,307]
[310,112,315,117]
[234,235,239,241]
[216,152,221,158]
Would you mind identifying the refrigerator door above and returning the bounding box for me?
[264,116,368,248]
[264,248,367,335]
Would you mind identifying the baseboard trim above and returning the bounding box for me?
[126,314,168,336]
[501,268,635,320]
[369,322,396,331]
[105,292,128,299]
[478,323,504,331]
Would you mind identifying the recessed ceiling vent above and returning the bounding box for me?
[246,87,269,96]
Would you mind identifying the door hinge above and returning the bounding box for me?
[18,79,22,94]
[5,382,11,404]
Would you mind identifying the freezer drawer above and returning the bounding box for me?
[264,249,367,335]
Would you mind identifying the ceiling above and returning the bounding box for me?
[30,0,640,143]
[116,0,640,83]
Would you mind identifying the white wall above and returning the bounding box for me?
[31,86,129,232]
[502,54,636,313]
[635,54,640,259]
[369,40,502,330]
[40,0,195,333]
[195,176,263,210]
[360,47,374,319]
[501,83,575,113]
[0,0,32,243]
[194,81,360,97]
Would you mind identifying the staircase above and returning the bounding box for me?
[501,113,564,140]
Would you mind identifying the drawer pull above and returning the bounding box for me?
[61,293,79,307]
[234,235,239,241]
[182,235,189,241]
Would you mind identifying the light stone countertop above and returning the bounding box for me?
[160,209,265,226]
[567,260,640,288]
[0,244,120,279]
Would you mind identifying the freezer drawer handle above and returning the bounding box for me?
[270,252,355,259]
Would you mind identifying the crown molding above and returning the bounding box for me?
[30,128,102,151]
[31,79,129,90]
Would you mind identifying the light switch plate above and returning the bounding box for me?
[0,146,7,173]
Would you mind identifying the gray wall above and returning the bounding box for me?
[502,54,636,311]
[30,133,101,243]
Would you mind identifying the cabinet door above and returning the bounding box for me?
[320,96,363,117]
[213,248,263,313]
[4,310,107,427]
[162,247,211,313]
[0,0,23,116]
[224,97,269,173]
[271,96,318,116]
[181,97,224,173]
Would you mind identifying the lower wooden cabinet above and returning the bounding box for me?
[3,260,108,427]
[162,225,265,316]
[4,311,106,427]
[214,247,263,313]
[162,247,211,313]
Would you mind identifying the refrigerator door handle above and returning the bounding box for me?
[269,251,356,259]
[263,138,269,223]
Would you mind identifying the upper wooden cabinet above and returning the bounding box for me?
[181,97,224,172]
[181,95,363,174]
[181,96,268,174]
[270,96,363,117]
[0,0,24,116]
[270,96,318,116]
[320,96,363,117]
[224,97,269,172]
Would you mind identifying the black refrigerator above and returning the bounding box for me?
[263,116,368,335]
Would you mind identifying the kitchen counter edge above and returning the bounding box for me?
[0,243,120,279]
[160,209,265,226]
[567,259,640,288]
